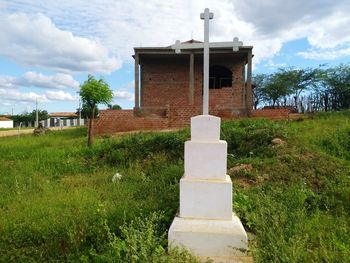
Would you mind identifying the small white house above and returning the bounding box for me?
[0,117,13,128]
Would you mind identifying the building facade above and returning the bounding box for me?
[134,39,253,125]
[92,40,254,135]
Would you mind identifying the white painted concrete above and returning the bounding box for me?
[171,39,245,51]
[185,140,227,180]
[180,175,232,220]
[191,115,220,141]
[201,8,213,115]
[169,214,248,258]
[169,113,248,260]
[0,120,13,128]
[168,8,248,261]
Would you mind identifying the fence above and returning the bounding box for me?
[14,118,85,128]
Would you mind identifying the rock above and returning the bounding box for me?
[112,172,122,182]
[271,138,286,146]
[33,127,45,135]
[33,123,50,136]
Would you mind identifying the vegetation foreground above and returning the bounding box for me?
[0,112,349,262]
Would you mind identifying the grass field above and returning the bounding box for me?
[0,112,349,262]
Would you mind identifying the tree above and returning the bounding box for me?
[79,75,113,146]
[108,104,122,110]
[323,64,350,110]
[77,103,99,119]
[261,73,291,108]
[31,110,49,122]
[277,68,315,111]
[311,64,350,111]
[252,74,267,109]
[10,110,49,125]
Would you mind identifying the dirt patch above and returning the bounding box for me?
[0,126,76,138]
[228,164,253,176]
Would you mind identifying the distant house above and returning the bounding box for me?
[0,117,13,128]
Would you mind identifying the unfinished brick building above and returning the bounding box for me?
[93,40,254,135]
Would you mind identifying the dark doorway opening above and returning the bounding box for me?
[209,66,232,89]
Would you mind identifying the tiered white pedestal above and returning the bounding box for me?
[168,115,248,262]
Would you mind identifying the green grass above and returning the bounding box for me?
[0,113,349,262]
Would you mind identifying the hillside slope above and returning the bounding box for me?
[0,112,349,262]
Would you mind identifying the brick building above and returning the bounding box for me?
[93,40,254,135]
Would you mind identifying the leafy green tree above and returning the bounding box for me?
[252,74,267,109]
[277,68,315,110]
[10,110,49,125]
[108,104,122,110]
[312,64,350,111]
[31,110,49,122]
[79,74,113,146]
[323,64,350,110]
[261,73,291,108]
[77,104,99,119]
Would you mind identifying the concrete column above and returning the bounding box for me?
[246,50,253,115]
[242,62,246,108]
[189,53,194,105]
[134,52,140,108]
[140,62,143,107]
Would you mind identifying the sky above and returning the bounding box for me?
[0,0,350,115]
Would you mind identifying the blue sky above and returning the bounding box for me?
[0,0,350,115]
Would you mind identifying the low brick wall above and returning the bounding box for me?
[92,108,290,136]
[92,109,168,136]
[251,108,290,120]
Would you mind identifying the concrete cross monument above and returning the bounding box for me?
[168,8,248,262]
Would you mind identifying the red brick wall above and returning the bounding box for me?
[92,109,168,135]
[251,109,290,119]
[140,54,249,125]
[92,108,290,136]
[92,53,256,135]
[141,56,190,107]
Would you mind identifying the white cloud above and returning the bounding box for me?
[298,47,350,60]
[0,101,12,107]
[0,88,77,103]
[231,0,350,61]
[0,76,16,89]
[2,0,350,68]
[0,12,120,73]
[264,59,286,69]
[17,72,80,90]
[113,90,134,101]
[0,88,49,103]
[0,72,80,90]
[45,90,78,101]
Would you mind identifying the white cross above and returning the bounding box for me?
[170,38,243,51]
[173,40,182,54]
[201,8,213,115]
[232,37,243,51]
[171,8,243,115]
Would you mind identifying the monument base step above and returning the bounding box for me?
[168,213,248,262]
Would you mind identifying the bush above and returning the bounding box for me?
[88,212,200,263]
[222,118,285,158]
[84,131,189,167]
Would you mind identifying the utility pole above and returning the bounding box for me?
[36,99,39,128]
[78,99,82,126]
